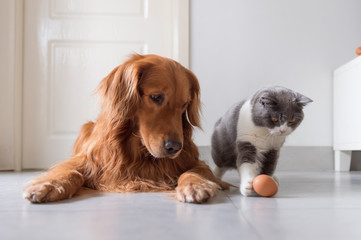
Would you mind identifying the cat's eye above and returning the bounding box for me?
[150,94,164,105]
[271,117,278,122]
[289,119,296,123]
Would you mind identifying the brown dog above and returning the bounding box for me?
[23,54,229,203]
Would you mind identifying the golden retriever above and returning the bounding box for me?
[23,54,229,203]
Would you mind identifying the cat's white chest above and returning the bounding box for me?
[236,100,286,150]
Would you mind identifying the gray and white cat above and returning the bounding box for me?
[211,86,312,196]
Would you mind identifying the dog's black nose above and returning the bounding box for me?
[163,140,182,155]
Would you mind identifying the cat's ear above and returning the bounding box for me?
[260,96,277,107]
[295,94,313,107]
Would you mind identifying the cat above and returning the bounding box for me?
[211,86,312,196]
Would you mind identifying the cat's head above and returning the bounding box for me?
[251,86,312,136]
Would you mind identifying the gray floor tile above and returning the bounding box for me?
[1,171,361,240]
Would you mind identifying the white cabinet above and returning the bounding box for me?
[333,56,361,171]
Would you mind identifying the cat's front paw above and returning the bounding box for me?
[240,180,256,197]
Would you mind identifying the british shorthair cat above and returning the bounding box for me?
[211,86,312,196]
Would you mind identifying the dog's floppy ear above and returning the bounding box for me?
[97,54,145,119]
[185,69,201,128]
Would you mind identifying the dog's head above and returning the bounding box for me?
[97,54,200,159]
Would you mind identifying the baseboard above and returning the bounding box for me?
[198,146,335,171]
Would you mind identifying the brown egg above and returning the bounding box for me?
[253,174,278,197]
[356,47,361,56]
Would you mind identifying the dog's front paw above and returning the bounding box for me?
[176,178,220,203]
[23,181,65,203]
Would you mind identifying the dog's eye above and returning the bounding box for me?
[182,102,189,109]
[150,94,164,105]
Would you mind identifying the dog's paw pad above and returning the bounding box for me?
[23,182,63,203]
[176,180,219,203]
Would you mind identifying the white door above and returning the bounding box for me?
[23,0,189,169]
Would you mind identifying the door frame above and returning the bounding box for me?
[10,0,189,170]
[2,0,23,171]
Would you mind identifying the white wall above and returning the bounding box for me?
[190,0,361,147]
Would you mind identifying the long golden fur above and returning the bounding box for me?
[23,54,229,203]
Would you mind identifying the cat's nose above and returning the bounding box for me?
[280,129,286,134]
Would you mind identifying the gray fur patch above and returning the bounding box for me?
[259,149,279,175]
[211,101,245,168]
[236,141,257,164]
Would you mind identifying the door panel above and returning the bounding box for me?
[23,0,188,168]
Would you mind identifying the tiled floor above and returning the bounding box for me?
[1,170,361,240]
